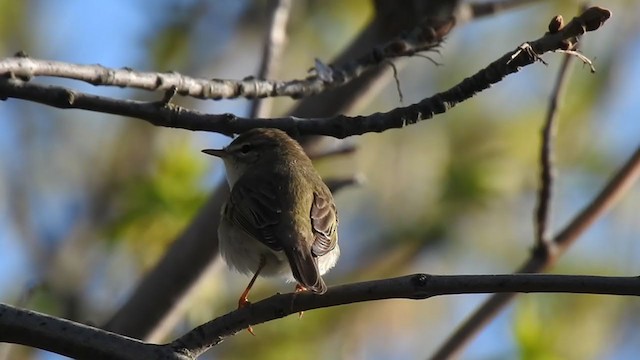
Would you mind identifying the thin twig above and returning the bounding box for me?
[249,0,292,118]
[535,38,577,248]
[386,60,404,104]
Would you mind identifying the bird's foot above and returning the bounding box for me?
[237,296,256,336]
[294,284,306,318]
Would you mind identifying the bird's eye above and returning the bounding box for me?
[240,144,252,154]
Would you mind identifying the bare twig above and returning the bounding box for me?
[0,15,447,102]
[535,20,578,248]
[3,274,639,359]
[0,7,612,138]
[173,273,640,357]
[158,85,178,106]
[249,0,292,118]
[386,60,404,103]
[554,49,596,72]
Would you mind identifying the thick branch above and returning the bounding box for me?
[171,274,639,357]
[3,274,638,359]
[0,7,611,138]
[0,303,176,360]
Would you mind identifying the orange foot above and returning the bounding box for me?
[236,260,264,336]
[238,296,255,336]
[294,284,306,318]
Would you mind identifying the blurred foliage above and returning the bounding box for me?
[0,0,26,53]
[151,18,195,71]
[104,138,208,268]
[514,294,622,360]
[1,1,640,360]
[149,1,210,70]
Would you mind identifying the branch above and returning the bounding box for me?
[0,16,446,102]
[535,15,579,248]
[249,0,292,118]
[0,303,177,360]
[171,274,640,357]
[3,274,638,359]
[0,7,611,138]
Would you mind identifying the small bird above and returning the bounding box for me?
[203,128,339,319]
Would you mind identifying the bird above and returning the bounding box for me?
[203,128,339,327]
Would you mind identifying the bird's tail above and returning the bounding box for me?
[285,245,327,294]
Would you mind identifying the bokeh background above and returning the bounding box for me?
[1,1,639,359]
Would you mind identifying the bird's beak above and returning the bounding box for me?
[202,148,227,158]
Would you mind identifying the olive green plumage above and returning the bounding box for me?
[204,128,339,294]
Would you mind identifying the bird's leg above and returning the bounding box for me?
[238,257,265,308]
[294,284,306,318]
[238,257,265,336]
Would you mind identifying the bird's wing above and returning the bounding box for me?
[225,177,282,251]
[227,176,333,294]
[310,191,338,257]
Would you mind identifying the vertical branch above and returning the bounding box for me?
[534,36,576,250]
[249,0,292,118]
